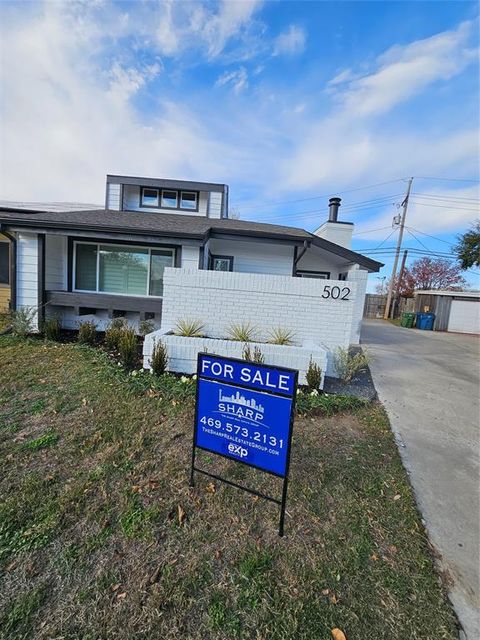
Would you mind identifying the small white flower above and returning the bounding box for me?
[131,370,138,376]
[310,389,319,396]
[296,388,302,395]
[192,374,197,381]
[180,376,188,383]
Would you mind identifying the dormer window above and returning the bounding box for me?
[161,190,178,208]
[180,191,197,210]
[139,186,199,211]
[141,188,159,207]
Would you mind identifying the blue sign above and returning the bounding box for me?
[194,354,297,477]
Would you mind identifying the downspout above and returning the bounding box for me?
[293,240,310,276]
[0,227,17,310]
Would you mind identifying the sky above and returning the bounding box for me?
[0,0,479,291]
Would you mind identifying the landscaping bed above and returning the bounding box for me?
[0,336,458,639]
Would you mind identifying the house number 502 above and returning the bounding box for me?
[322,285,351,300]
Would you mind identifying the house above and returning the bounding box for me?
[0,173,382,378]
[414,289,480,334]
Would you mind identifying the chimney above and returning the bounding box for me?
[328,197,341,222]
[313,196,354,249]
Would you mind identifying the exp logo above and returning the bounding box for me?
[228,443,248,458]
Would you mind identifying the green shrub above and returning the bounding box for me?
[43,316,61,341]
[333,347,372,383]
[10,306,37,337]
[77,321,97,345]
[173,318,205,337]
[295,391,367,416]
[242,343,265,364]
[150,339,168,376]
[119,327,138,369]
[306,357,322,391]
[105,318,127,350]
[139,319,155,336]
[227,322,257,342]
[268,327,295,345]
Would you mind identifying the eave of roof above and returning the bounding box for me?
[0,206,383,272]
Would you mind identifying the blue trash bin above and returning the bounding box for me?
[416,312,435,330]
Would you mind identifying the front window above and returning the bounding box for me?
[141,188,159,207]
[161,190,178,208]
[74,243,174,296]
[211,255,233,272]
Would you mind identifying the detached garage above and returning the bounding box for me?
[414,290,480,334]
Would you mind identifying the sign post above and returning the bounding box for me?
[190,353,298,536]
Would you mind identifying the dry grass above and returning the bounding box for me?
[0,336,458,640]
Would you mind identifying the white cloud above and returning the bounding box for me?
[273,25,306,56]
[331,20,477,117]
[284,19,479,190]
[216,67,249,93]
[0,3,232,202]
[155,0,264,60]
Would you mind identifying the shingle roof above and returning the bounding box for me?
[0,206,382,272]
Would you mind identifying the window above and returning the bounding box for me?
[74,242,174,296]
[180,191,197,210]
[141,188,159,207]
[296,270,330,279]
[0,242,9,285]
[140,186,199,210]
[211,255,233,272]
[161,190,178,208]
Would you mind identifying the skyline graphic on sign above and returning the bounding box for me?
[218,389,265,414]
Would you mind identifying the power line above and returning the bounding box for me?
[410,201,479,213]
[237,178,407,211]
[414,193,480,203]
[353,226,392,236]
[416,176,480,183]
[405,228,431,252]
[405,227,455,246]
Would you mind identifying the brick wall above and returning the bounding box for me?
[160,268,358,376]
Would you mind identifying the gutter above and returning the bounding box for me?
[0,226,16,310]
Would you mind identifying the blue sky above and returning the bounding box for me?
[0,0,479,290]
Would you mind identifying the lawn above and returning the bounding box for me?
[0,336,458,640]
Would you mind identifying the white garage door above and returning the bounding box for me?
[447,299,480,334]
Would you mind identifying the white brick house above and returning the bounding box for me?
[0,174,382,378]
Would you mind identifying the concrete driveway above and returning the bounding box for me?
[362,320,479,640]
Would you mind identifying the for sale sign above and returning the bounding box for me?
[190,353,298,535]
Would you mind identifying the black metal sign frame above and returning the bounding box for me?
[189,353,298,537]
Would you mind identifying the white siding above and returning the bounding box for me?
[122,185,209,216]
[181,246,200,269]
[208,239,294,276]
[296,248,347,279]
[347,266,368,344]
[45,235,67,290]
[314,221,353,249]
[208,191,223,218]
[17,233,39,329]
[107,183,121,210]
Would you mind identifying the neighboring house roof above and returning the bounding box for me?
[0,206,383,272]
[414,289,480,298]
[0,200,101,212]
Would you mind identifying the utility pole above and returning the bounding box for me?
[384,177,413,319]
[393,249,408,317]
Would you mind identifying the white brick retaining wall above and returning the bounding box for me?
[143,333,327,387]
[144,268,360,377]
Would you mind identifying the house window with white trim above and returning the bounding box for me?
[0,242,9,284]
[140,188,159,207]
[74,243,175,296]
[161,190,178,208]
[211,255,233,272]
[180,191,197,210]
